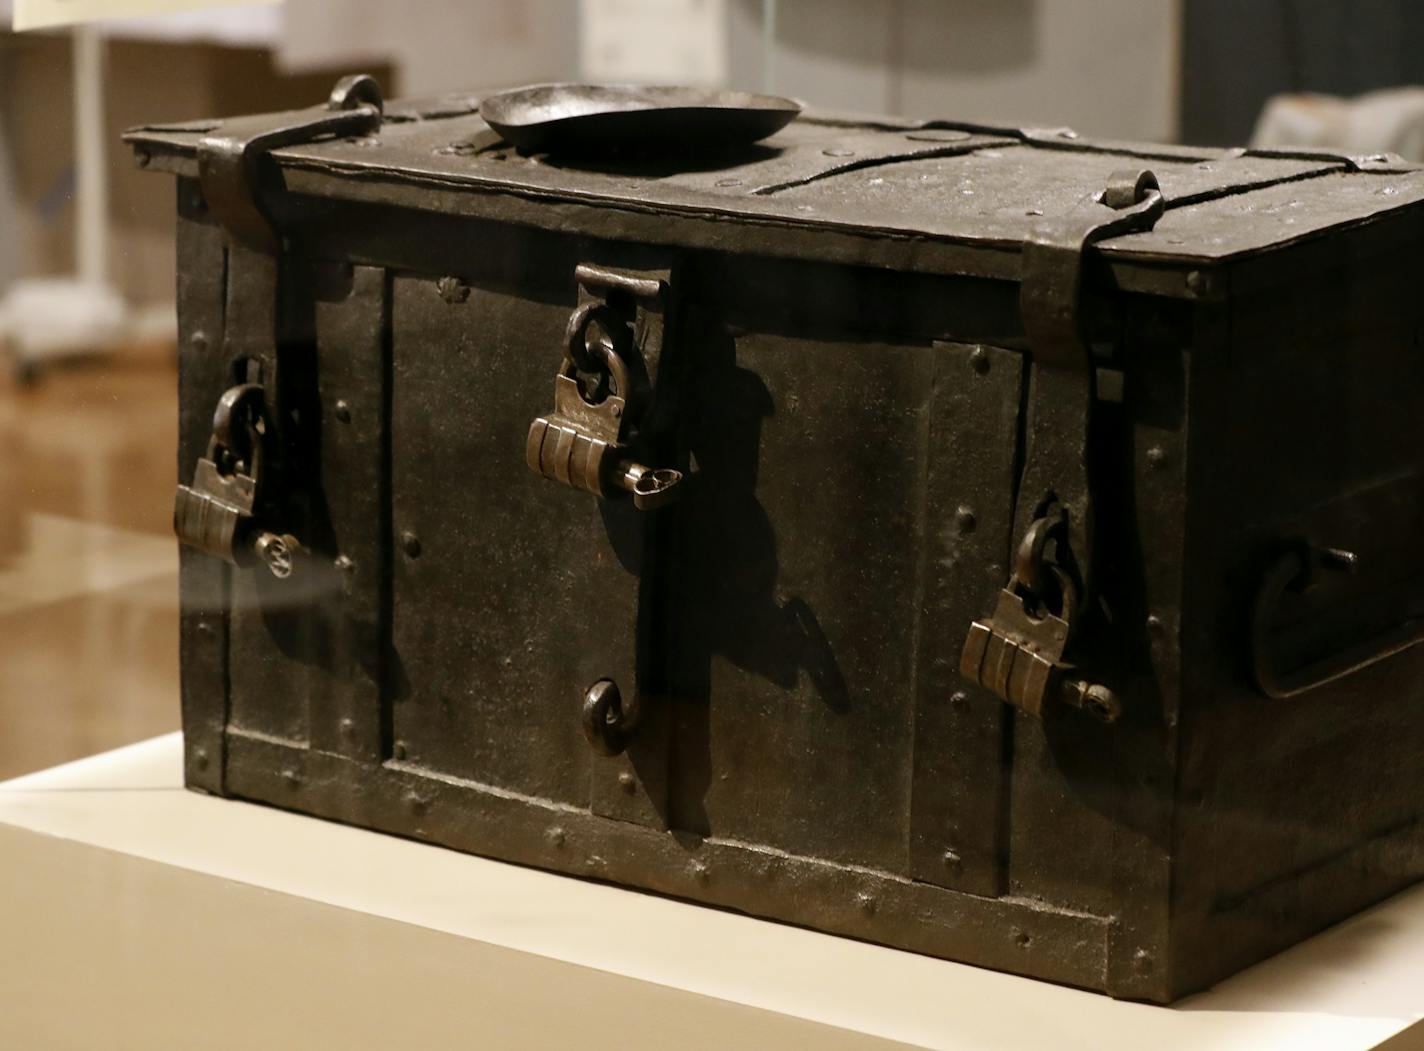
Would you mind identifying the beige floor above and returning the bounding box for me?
[0,354,180,779]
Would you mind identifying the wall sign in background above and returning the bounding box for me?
[580,0,727,87]
[12,0,278,32]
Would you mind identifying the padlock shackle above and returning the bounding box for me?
[209,382,269,481]
[562,301,634,402]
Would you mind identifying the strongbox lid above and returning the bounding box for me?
[125,82,1424,300]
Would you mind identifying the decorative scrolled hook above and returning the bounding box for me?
[581,679,640,756]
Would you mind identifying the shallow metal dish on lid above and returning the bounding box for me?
[479,83,802,154]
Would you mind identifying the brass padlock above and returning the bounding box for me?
[960,514,1120,723]
[174,382,300,578]
[526,299,682,511]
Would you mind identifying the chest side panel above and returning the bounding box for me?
[1172,237,1424,994]
[668,320,927,868]
[386,274,640,806]
[666,260,1029,881]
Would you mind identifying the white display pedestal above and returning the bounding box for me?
[1,735,1421,1051]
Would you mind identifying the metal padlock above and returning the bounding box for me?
[960,516,1120,723]
[961,589,1118,722]
[526,299,682,511]
[174,382,299,578]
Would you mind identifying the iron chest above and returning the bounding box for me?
[127,76,1424,1001]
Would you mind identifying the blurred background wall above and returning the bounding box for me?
[1182,0,1424,145]
[726,0,1179,139]
[282,0,578,95]
[1,30,394,308]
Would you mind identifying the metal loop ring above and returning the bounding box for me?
[1102,169,1161,210]
[564,301,625,374]
[562,301,633,397]
[327,73,384,115]
[1012,512,1080,626]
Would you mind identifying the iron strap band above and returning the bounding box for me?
[182,75,390,584]
[957,170,1165,725]
[1013,171,1165,611]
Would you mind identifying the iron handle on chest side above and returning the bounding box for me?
[959,170,1166,725]
[1251,542,1424,699]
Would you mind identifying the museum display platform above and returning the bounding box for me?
[1,734,1421,1050]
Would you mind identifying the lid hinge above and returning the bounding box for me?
[197,73,384,254]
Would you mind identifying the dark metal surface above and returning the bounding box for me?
[479,83,801,154]
[174,187,232,795]
[906,342,1023,897]
[139,74,1424,1003]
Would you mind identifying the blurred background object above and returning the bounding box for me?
[728,0,1180,138]
[3,0,1424,778]
[1182,0,1424,146]
[1252,88,1424,162]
